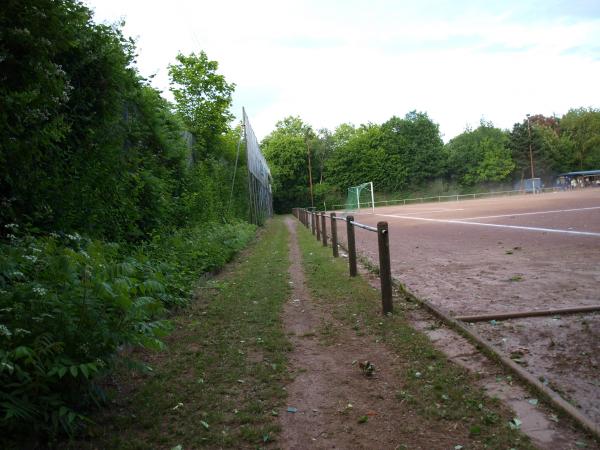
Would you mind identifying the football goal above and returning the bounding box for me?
[346,182,375,214]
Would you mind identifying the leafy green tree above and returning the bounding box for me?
[509,115,566,182]
[326,124,401,191]
[445,122,514,186]
[262,117,312,212]
[168,52,235,157]
[380,111,445,188]
[559,108,600,169]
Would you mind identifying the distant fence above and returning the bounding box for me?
[330,187,560,212]
[292,208,393,315]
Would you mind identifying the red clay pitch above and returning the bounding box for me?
[333,188,600,428]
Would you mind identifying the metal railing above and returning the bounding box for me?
[292,208,393,315]
[330,187,561,211]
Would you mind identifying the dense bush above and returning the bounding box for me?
[0,0,257,443]
[0,229,169,437]
[0,221,255,440]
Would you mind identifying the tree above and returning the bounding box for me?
[380,111,445,188]
[262,117,313,212]
[559,108,600,169]
[326,124,398,191]
[168,51,235,156]
[509,115,565,182]
[445,122,514,186]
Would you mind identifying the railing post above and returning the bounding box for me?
[311,211,315,235]
[346,215,357,277]
[316,211,321,241]
[321,212,327,247]
[377,221,393,314]
[330,213,338,257]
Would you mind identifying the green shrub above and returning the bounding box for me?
[0,220,256,440]
[0,229,169,438]
[142,221,257,306]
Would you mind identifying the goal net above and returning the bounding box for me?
[346,182,375,213]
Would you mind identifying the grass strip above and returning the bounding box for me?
[296,221,535,449]
[76,217,291,449]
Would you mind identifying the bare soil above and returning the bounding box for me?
[356,266,595,450]
[333,189,600,431]
[280,218,466,449]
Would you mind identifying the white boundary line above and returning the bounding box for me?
[457,206,600,221]
[393,208,465,216]
[376,213,600,237]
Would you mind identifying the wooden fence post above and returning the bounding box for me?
[346,215,357,277]
[316,211,321,241]
[377,221,393,314]
[321,213,327,247]
[330,213,338,257]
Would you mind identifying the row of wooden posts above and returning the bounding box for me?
[292,208,393,315]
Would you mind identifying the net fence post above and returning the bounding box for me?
[330,213,338,257]
[346,215,357,277]
[377,221,393,314]
[321,212,327,247]
[311,211,315,235]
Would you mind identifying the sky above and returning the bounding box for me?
[84,0,600,142]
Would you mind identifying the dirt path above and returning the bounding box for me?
[279,218,463,449]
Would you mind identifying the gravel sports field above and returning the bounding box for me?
[335,188,600,427]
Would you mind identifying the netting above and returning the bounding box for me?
[346,182,375,213]
[244,109,273,225]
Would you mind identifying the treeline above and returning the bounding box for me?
[1,0,252,442]
[262,110,600,212]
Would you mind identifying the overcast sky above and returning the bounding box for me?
[84,0,600,141]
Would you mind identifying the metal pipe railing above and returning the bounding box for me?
[329,187,561,211]
[297,208,393,315]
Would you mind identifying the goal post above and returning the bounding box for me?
[346,182,375,214]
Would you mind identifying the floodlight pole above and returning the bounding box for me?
[526,114,535,188]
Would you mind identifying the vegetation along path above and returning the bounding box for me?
[77,216,539,449]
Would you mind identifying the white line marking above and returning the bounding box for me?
[457,206,600,221]
[376,213,600,237]
[393,208,465,216]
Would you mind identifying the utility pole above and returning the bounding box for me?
[306,135,314,208]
